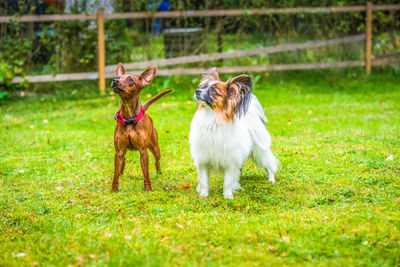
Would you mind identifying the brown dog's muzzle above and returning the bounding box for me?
[112,78,123,93]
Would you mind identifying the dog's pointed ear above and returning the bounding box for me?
[116,63,125,77]
[139,66,157,87]
[208,67,219,81]
[199,67,219,87]
[227,75,252,98]
[227,74,253,117]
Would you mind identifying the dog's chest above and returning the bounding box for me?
[189,109,251,167]
[114,123,151,150]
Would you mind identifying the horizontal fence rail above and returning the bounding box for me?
[1,5,400,23]
[11,34,365,83]
[11,58,397,84]
[105,34,366,71]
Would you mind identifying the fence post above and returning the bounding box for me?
[365,2,372,75]
[97,7,106,93]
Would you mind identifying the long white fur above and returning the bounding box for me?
[189,94,279,199]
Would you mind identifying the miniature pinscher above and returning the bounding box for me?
[111,63,172,192]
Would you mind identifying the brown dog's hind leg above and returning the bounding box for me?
[120,158,126,175]
[111,148,127,192]
[150,145,161,174]
[139,148,152,191]
[150,128,162,174]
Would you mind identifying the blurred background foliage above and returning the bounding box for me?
[0,0,399,97]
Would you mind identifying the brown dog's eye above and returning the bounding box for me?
[128,77,134,83]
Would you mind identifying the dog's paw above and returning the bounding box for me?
[199,190,209,198]
[197,184,209,198]
[267,171,276,184]
[232,183,242,193]
[111,187,119,192]
[268,176,275,184]
[223,190,234,199]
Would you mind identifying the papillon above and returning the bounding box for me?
[189,68,279,199]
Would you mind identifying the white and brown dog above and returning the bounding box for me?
[189,68,279,199]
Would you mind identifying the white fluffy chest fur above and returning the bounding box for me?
[189,96,270,172]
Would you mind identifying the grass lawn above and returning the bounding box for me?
[1,69,400,266]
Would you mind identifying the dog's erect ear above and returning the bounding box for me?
[199,67,219,88]
[207,67,219,81]
[139,66,157,87]
[227,75,253,117]
[116,63,125,77]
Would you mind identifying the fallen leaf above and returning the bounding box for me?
[379,100,383,104]
[58,164,63,171]
[137,206,145,211]
[125,235,132,240]
[8,229,13,233]
[280,252,288,257]
[146,94,152,98]
[106,251,110,260]
[328,198,335,203]
[282,236,290,243]
[18,230,23,234]
[267,245,275,251]
[385,155,393,161]
[89,254,96,259]
[287,120,292,125]
[174,246,185,251]
[15,252,27,258]
[104,232,113,238]
[68,199,76,203]
[31,260,38,266]
[43,119,48,124]
[56,186,63,191]
[75,256,85,265]
[161,236,168,242]
[176,223,184,229]
[179,184,191,189]
[17,170,24,173]
[375,207,381,213]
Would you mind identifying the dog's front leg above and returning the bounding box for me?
[196,165,209,198]
[139,148,152,191]
[112,148,127,192]
[223,168,241,199]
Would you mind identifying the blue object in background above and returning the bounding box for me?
[150,1,171,36]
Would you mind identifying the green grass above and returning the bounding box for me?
[1,68,400,266]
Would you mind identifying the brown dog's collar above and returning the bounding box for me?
[114,107,146,126]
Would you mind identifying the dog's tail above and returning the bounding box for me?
[143,89,173,110]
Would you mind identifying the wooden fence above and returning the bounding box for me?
[2,2,400,91]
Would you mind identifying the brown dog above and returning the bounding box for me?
[111,63,172,192]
